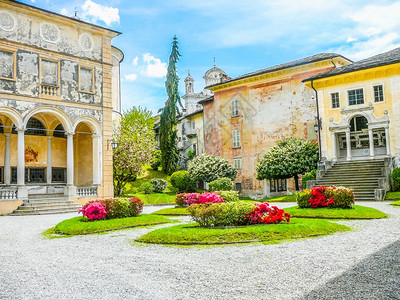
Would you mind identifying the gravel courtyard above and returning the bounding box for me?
[1,202,400,300]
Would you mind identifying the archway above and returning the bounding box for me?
[74,122,94,187]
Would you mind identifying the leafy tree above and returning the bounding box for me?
[159,36,183,175]
[256,137,319,191]
[113,107,156,196]
[188,154,237,183]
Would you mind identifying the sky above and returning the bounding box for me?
[19,0,400,114]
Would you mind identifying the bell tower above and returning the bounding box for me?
[184,70,194,94]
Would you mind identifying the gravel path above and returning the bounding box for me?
[1,202,400,300]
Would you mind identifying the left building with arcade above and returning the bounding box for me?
[0,0,123,214]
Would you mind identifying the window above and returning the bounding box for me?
[235,182,242,192]
[231,100,239,117]
[11,168,46,183]
[350,116,368,132]
[0,167,3,183]
[374,85,384,102]
[52,168,66,183]
[11,167,16,183]
[270,179,287,192]
[331,92,340,108]
[232,129,241,148]
[25,118,46,136]
[233,157,242,170]
[0,49,16,80]
[53,124,66,138]
[0,120,4,134]
[348,88,364,105]
[79,66,94,93]
[40,58,60,97]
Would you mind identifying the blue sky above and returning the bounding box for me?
[20,0,400,113]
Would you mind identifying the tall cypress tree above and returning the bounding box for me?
[159,36,182,175]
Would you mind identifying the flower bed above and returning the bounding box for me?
[296,186,354,209]
[175,192,224,207]
[79,197,144,221]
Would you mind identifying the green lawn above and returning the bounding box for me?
[386,192,400,201]
[240,194,296,202]
[390,200,400,206]
[134,193,176,205]
[284,205,387,219]
[152,207,189,216]
[135,218,350,245]
[51,214,171,236]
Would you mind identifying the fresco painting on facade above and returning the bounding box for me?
[0,0,123,215]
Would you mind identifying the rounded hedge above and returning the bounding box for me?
[170,170,197,192]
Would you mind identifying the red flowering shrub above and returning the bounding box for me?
[79,202,107,221]
[296,186,354,209]
[79,197,144,220]
[175,192,224,207]
[246,202,290,224]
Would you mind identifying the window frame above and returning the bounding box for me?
[373,84,384,103]
[231,99,239,117]
[79,65,95,94]
[232,129,241,148]
[330,92,340,109]
[0,48,16,81]
[347,88,364,106]
[233,157,242,170]
[40,57,60,87]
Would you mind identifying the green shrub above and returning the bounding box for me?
[130,187,139,194]
[83,197,144,220]
[208,177,234,191]
[187,201,256,227]
[150,178,168,193]
[150,150,162,170]
[296,189,312,208]
[392,168,400,191]
[187,149,196,160]
[216,191,239,202]
[140,182,154,194]
[170,170,197,192]
[302,169,317,189]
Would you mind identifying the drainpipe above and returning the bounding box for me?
[311,80,322,160]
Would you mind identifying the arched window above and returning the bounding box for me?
[53,124,66,138]
[0,120,4,134]
[25,118,46,136]
[350,116,368,132]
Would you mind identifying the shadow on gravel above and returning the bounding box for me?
[303,240,400,300]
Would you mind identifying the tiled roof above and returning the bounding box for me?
[304,47,400,81]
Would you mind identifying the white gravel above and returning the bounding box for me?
[1,202,400,300]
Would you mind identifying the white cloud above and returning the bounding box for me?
[81,0,120,26]
[60,8,68,16]
[124,74,138,81]
[346,36,357,43]
[132,56,139,66]
[142,53,167,78]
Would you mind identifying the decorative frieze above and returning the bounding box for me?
[0,11,15,31]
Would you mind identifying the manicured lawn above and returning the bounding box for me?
[386,192,400,201]
[390,200,400,206]
[136,218,350,245]
[51,214,171,236]
[284,205,387,219]
[152,207,189,216]
[240,194,296,202]
[133,193,176,205]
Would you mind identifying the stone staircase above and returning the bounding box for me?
[316,159,386,201]
[11,194,81,215]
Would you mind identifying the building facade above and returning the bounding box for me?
[204,54,352,198]
[0,0,122,214]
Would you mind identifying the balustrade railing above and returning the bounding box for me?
[77,186,98,197]
[40,84,60,97]
[0,189,18,200]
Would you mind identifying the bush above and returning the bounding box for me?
[150,178,168,193]
[188,154,237,183]
[216,191,239,202]
[208,177,234,191]
[302,169,317,189]
[79,197,144,220]
[170,170,197,192]
[175,192,225,207]
[247,202,290,224]
[175,193,187,207]
[140,182,154,194]
[187,149,196,160]
[150,150,162,170]
[79,202,107,221]
[188,201,256,227]
[296,186,354,209]
[392,168,400,191]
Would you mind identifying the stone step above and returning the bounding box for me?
[13,205,80,214]
[12,208,79,215]
[28,193,65,200]
[24,198,71,204]
[19,202,80,209]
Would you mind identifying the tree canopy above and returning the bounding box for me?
[113,107,156,196]
[188,153,237,183]
[256,137,319,190]
[159,36,183,175]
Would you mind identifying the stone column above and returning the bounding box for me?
[331,132,337,162]
[47,136,53,184]
[92,135,100,185]
[368,128,375,159]
[17,129,25,186]
[345,129,352,161]
[66,132,74,186]
[4,133,11,185]
[385,127,391,156]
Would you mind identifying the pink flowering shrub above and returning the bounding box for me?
[246,202,290,224]
[296,186,354,209]
[175,192,224,207]
[79,202,107,221]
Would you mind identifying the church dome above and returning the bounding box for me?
[203,62,227,87]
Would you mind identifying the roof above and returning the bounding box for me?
[206,53,350,89]
[198,96,214,104]
[304,47,400,82]
[12,0,121,36]
[178,109,204,121]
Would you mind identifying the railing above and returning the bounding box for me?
[40,84,60,97]
[0,189,18,200]
[77,186,98,197]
